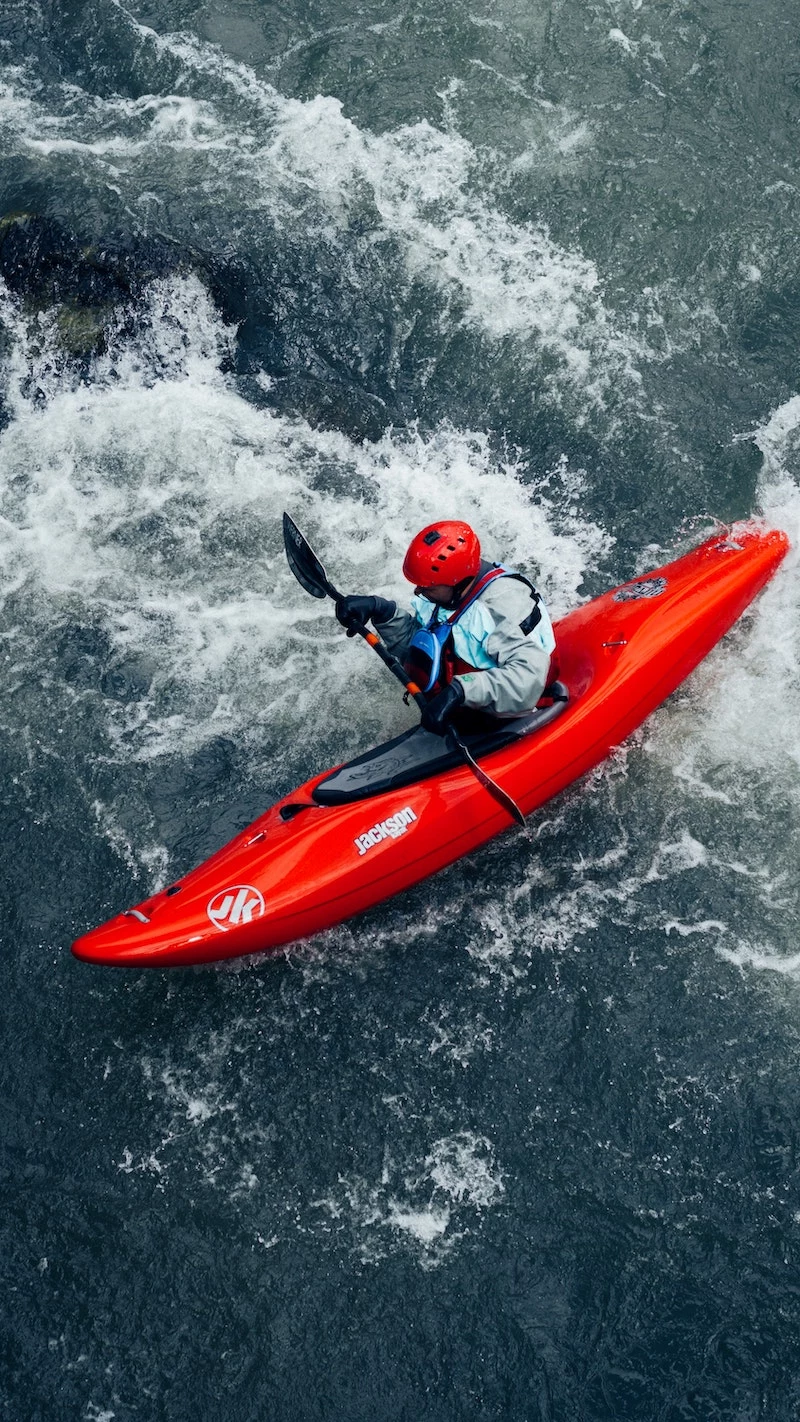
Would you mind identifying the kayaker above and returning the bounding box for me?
[335,520,557,735]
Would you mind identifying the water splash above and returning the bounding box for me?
[0,10,646,417]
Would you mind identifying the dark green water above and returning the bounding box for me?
[2,1,800,1418]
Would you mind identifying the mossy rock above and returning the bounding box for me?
[0,211,181,311]
[54,301,114,356]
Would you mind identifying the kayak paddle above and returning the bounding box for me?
[282,513,526,828]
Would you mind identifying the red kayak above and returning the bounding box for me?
[72,522,789,968]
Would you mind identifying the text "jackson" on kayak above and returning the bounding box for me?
[354,807,418,856]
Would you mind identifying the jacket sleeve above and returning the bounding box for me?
[372,605,419,661]
[456,579,554,717]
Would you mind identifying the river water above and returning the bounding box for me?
[2,1,800,1418]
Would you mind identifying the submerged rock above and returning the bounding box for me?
[53,300,118,357]
[0,213,396,442]
[0,211,182,357]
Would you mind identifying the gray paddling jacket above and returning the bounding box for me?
[376,565,558,719]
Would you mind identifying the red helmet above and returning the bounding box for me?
[402,521,481,587]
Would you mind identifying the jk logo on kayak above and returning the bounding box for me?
[207,885,265,931]
[355,806,417,856]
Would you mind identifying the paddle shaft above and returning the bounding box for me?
[315,573,429,712]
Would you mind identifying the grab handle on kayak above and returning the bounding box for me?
[279,802,316,822]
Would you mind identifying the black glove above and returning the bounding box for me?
[334,594,396,636]
[420,680,465,735]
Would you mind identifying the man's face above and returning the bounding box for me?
[415,583,455,606]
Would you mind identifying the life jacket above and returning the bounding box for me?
[405,563,555,695]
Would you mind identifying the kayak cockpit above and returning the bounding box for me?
[312,682,569,805]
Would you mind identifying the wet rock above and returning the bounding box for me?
[0,212,82,303]
[1,213,397,443]
[54,301,113,357]
[204,247,397,442]
[0,212,183,357]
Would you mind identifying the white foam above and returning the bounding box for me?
[751,395,800,477]
[462,899,525,979]
[425,1009,495,1063]
[90,798,169,886]
[644,830,709,881]
[614,396,800,979]
[385,1203,451,1243]
[650,402,800,786]
[715,942,800,978]
[664,919,727,938]
[0,271,611,770]
[609,28,639,55]
[312,1131,503,1263]
[426,1132,504,1208]
[0,14,645,414]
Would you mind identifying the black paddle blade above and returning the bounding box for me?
[282,513,337,600]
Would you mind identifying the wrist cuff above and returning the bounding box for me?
[372,599,397,624]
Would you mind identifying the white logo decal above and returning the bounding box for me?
[207,884,265,932]
[354,806,417,857]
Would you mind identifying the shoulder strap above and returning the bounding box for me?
[449,564,542,634]
[446,565,507,624]
[506,571,542,635]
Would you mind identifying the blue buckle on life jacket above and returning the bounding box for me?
[405,565,511,693]
[406,618,453,694]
